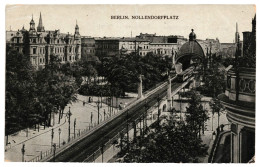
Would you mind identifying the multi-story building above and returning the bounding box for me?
[218,15,256,163]
[137,33,187,58]
[81,37,96,62]
[6,13,81,69]
[95,37,150,58]
[197,38,221,57]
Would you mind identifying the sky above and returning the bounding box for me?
[6,4,256,43]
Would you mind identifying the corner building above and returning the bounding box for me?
[6,13,81,70]
[218,15,256,163]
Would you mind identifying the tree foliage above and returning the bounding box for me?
[121,120,208,163]
[6,49,79,135]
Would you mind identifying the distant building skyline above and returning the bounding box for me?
[6,5,255,43]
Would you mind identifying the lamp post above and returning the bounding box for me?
[126,109,129,151]
[51,128,54,152]
[53,143,56,162]
[157,94,161,128]
[96,100,100,124]
[67,107,72,142]
[21,144,25,162]
[90,112,93,127]
[58,128,61,148]
[74,118,76,139]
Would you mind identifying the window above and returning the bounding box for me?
[69,56,71,60]
[33,48,36,54]
[40,58,42,63]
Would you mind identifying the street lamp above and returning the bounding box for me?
[51,128,54,152]
[96,99,101,124]
[74,118,76,139]
[67,107,72,142]
[90,112,93,127]
[58,128,61,148]
[53,143,56,162]
[21,144,25,162]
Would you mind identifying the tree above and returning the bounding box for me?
[209,98,223,129]
[5,46,37,141]
[185,91,209,138]
[120,119,208,163]
[200,54,225,97]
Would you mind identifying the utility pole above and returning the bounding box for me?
[100,145,104,163]
[96,100,100,124]
[139,117,143,137]
[126,109,129,151]
[67,107,72,142]
[179,90,182,121]
[144,100,148,130]
[90,112,93,127]
[157,94,161,128]
[21,144,25,162]
[51,128,54,152]
[74,118,76,139]
[53,143,56,162]
[120,132,123,151]
[133,121,136,142]
[58,128,61,148]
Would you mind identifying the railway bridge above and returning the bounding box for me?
[36,29,206,163]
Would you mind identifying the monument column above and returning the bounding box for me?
[137,75,143,99]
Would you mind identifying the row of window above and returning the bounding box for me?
[83,49,95,53]
[32,55,76,65]
[13,38,22,43]
[32,47,79,54]
[152,49,176,55]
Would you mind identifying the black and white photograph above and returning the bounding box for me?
[3,3,257,163]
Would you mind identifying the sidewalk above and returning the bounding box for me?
[4,94,136,162]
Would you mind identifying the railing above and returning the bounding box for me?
[29,75,182,162]
[208,124,231,163]
[31,78,168,162]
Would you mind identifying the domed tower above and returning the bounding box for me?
[29,15,36,32]
[189,29,196,41]
[74,20,81,60]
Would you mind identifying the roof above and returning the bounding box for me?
[176,40,205,60]
[96,37,149,42]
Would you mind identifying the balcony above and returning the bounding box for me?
[218,67,255,128]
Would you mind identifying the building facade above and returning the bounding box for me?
[6,13,81,69]
[81,37,96,62]
[95,37,150,58]
[218,15,256,163]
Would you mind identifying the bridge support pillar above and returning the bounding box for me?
[167,76,172,111]
[137,75,143,99]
